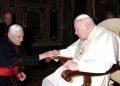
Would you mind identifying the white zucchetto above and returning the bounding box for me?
[75,14,90,20]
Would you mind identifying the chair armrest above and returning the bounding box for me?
[61,70,91,86]
[61,64,119,86]
[111,62,120,84]
[61,64,119,82]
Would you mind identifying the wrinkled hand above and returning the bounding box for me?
[63,60,79,71]
[39,50,60,60]
[16,72,26,81]
[51,50,60,57]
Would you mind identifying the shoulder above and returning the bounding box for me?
[96,26,115,37]
[70,39,80,46]
[92,26,118,43]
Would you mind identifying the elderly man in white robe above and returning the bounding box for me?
[42,14,120,86]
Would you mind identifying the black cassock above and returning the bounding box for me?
[0,37,39,86]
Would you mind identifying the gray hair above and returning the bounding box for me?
[8,24,24,35]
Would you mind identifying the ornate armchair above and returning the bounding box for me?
[98,18,120,84]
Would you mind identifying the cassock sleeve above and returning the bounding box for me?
[19,46,39,66]
[21,55,39,66]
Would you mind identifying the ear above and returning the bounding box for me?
[8,33,13,40]
[8,33,10,38]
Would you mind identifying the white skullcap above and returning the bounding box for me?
[75,14,90,20]
[8,24,23,34]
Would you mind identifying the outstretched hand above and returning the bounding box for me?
[39,50,60,60]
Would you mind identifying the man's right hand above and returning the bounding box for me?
[39,50,60,60]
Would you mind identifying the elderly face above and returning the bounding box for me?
[74,20,89,40]
[4,12,12,25]
[8,30,24,46]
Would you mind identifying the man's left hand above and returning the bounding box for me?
[63,60,79,71]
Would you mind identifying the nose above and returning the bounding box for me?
[20,37,23,42]
[75,30,77,35]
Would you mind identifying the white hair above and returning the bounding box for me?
[8,24,24,35]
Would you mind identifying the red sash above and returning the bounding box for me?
[0,66,19,76]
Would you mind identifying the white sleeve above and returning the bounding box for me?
[60,49,71,57]
[59,39,80,58]
[76,60,113,73]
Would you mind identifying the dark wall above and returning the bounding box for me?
[71,0,87,41]
[74,0,87,17]
[0,0,87,55]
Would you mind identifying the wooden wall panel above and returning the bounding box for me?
[0,0,74,47]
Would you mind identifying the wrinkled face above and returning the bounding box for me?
[4,13,12,25]
[74,20,89,40]
[9,31,24,46]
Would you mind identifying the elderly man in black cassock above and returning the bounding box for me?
[0,24,52,86]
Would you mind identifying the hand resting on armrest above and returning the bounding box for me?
[61,64,119,86]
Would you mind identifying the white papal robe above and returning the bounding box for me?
[42,26,120,86]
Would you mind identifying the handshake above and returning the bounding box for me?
[39,50,72,65]
[39,50,60,60]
